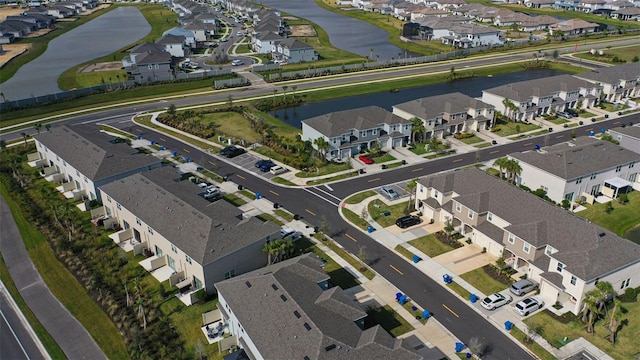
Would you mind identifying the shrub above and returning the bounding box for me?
[617,193,628,204]
[621,287,637,302]
[490,126,501,133]
[453,133,475,139]
[561,199,571,210]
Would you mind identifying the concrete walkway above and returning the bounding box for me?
[0,197,107,360]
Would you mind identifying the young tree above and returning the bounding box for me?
[319,215,331,241]
[20,132,29,146]
[443,218,455,241]
[282,85,288,100]
[291,85,297,98]
[405,178,418,211]
[411,117,426,143]
[313,137,330,161]
[357,245,368,271]
[608,298,623,344]
[167,104,177,119]
[34,123,42,134]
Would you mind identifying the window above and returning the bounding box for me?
[557,262,564,272]
[523,243,530,254]
[147,226,153,235]
[83,176,87,183]
[630,173,638,183]
[154,64,159,69]
[186,255,193,265]
[171,244,177,253]
[224,269,235,279]
[508,233,515,244]
[468,209,474,220]
[455,202,462,212]
[136,218,141,225]
[590,173,596,180]
[570,276,577,285]
[564,192,574,202]
[575,177,582,184]
[621,278,630,289]
[541,185,548,193]
[487,212,493,221]
[630,162,635,169]
[106,196,112,203]
[76,170,80,176]
[372,129,377,135]
[116,203,121,210]
[147,64,152,69]
[615,165,622,173]
[434,190,438,197]
[360,131,366,137]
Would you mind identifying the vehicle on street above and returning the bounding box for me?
[359,154,374,164]
[513,297,544,316]
[232,59,244,66]
[395,215,422,229]
[259,160,276,172]
[269,165,287,175]
[220,146,246,158]
[510,279,538,296]
[481,293,512,311]
[381,186,399,200]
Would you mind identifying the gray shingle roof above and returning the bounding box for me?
[33,125,160,181]
[609,125,640,140]
[215,254,421,360]
[303,106,410,138]
[483,74,596,102]
[509,137,640,180]
[276,38,313,50]
[418,167,640,281]
[394,92,493,120]
[99,167,280,264]
[575,63,640,84]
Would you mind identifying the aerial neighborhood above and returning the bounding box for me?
[2,0,640,359]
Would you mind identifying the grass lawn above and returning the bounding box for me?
[368,199,412,228]
[271,177,297,186]
[341,208,370,231]
[525,308,640,359]
[485,168,501,177]
[530,129,552,136]
[203,112,262,143]
[402,301,429,324]
[460,268,509,296]
[296,163,351,178]
[274,209,295,222]
[492,120,540,137]
[345,190,377,204]
[373,153,396,163]
[575,191,640,236]
[408,234,455,258]
[366,305,414,337]
[306,171,359,185]
[579,111,596,118]
[322,239,375,280]
[447,282,472,300]
[548,118,569,125]
[600,102,629,112]
[575,45,640,64]
[0,182,128,359]
[457,135,484,145]
[474,142,492,148]
[222,193,247,207]
[395,245,415,260]
[256,213,284,226]
[509,325,557,360]
[293,237,361,289]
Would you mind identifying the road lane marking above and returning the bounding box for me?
[442,304,460,318]
[269,190,279,196]
[523,142,533,146]
[208,161,216,166]
[305,209,316,216]
[160,137,166,142]
[412,167,423,172]
[452,158,463,163]
[324,184,333,191]
[368,178,381,183]
[302,188,340,207]
[183,148,190,153]
[556,135,564,138]
[345,234,357,242]
[489,150,499,154]
[236,174,245,180]
[390,264,404,275]
[312,186,342,202]
[613,121,621,125]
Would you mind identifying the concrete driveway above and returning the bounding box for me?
[433,244,497,275]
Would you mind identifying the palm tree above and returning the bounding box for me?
[581,289,600,333]
[410,117,425,143]
[263,240,278,265]
[0,139,6,150]
[272,89,278,103]
[34,123,42,134]
[282,85,288,100]
[493,157,509,179]
[443,218,455,241]
[45,124,51,132]
[20,132,29,146]
[505,159,522,184]
[369,47,374,59]
[502,98,518,122]
[313,137,330,161]
[608,298,623,344]
[405,178,418,211]
[291,85,297,98]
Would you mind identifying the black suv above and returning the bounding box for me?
[566,108,579,117]
[395,215,422,229]
[220,146,246,158]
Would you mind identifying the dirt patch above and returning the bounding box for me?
[0,44,31,68]
[289,24,316,37]
[24,27,54,38]
[78,61,123,73]
[79,4,111,15]
[0,7,24,22]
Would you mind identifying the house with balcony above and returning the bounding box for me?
[271,38,318,64]
[156,34,188,58]
[414,167,640,315]
[609,125,640,155]
[302,106,412,160]
[252,31,283,54]
[524,0,555,9]
[392,92,495,140]
[573,63,640,103]
[481,74,602,122]
[30,125,161,203]
[439,23,503,48]
[123,42,174,84]
[215,254,437,360]
[508,137,640,204]
[99,166,281,304]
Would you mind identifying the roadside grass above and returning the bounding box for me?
[579,111,596,118]
[306,171,359,185]
[135,115,216,151]
[203,112,262,143]
[600,102,629,112]
[575,191,640,236]
[344,190,377,204]
[525,308,640,359]
[509,325,557,360]
[99,124,137,139]
[492,120,540,137]
[365,305,414,337]
[296,163,351,178]
[447,282,472,301]
[460,268,509,295]
[394,245,415,260]
[474,142,492,148]
[574,45,640,64]
[425,150,456,159]
[368,199,412,228]
[256,213,284,226]
[271,177,297,186]
[402,301,429,324]
[239,189,254,200]
[322,239,375,280]
[457,135,484,145]
[385,161,404,169]
[408,234,455,258]
[341,208,370,231]
[485,168,501,177]
[293,237,360,289]
[530,129,551,136]
[0,254,66,360]
[548,118,569,125]
[274,209,295,222]
[222,193,247,207]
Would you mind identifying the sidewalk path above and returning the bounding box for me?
[0,197,107,360]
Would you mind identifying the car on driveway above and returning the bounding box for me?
[359,154,374,164]
[566,108,579,117]
[481,293,512,311]
[557,112,572,119]
[513,297,544,316]
[510,279,538,296]
[395,215,422,229]
[381,186,399,200]
[203,185,222,201]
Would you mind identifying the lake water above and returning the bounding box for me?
[270,69,566,127]
[259,0,405,60]
[3,7,151,101]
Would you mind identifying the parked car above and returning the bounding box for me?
[203,186,222,200]
[395,215,422,229]
[280,228,301,241]
[566,108,579,117]
[255,159,271,168]
[513,297,544,316]
[359,154,374,164]
[557,112,572,119]
[510,279,538,296]
[481,293,512,311]
[259,160,276,172]
[220,146,246,158]
[381,186,399,200]
[231,59,244,66]
[269,165,287,175]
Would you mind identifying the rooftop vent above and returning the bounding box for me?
[304,323,311,331]
[280,294,287,302]
[271,284,278,291]
[599,232,606,237]
[325,344,336,352]
[294,311,301,318]
[245,281,252,288]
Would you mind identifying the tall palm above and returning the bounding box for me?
[313,137,330,161]
[581,289,600,333]
[282,85,288,100]
[411,117,425,143]
[493,157,509,179]
[405,178,418,211]
[291,85,297,98]
[34,123,42,134]
[20,132,28,146]
[505,159,522,184]
[608,298,623,344]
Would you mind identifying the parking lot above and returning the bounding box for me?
[216,150,284,180]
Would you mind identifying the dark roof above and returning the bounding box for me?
[574,63,640,84]
[418,168,640,281]
[33,125,160,181]
[99,167,280,264]
[609,125,640,139]
[303,106,410,137]
[276,38,313,50]
[509,137,640,180]
[215,254,421,360]
[156,34,185,45]
[393,92,493,120]
[483,74,597,102]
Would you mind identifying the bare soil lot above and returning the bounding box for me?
[0,44,31,68]
[78,61,123,73]
[289,24,316,37]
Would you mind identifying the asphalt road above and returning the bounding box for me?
[0,287,46,360]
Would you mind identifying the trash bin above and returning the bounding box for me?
[184,157,190,163]
[443,274,453,284]
[412,255,421,263]
[137,134,142,140]
[470,294,478,303]
[399,295,407,305]
[422,310,431,319]
[505,321,513,331]
[455,342,465,352]
[395,292,403,301]
[255,192,261,200]
[367,225,374,233]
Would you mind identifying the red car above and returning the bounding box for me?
[359,155,374,164]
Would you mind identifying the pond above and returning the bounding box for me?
[270,69,566,128]
[624,225,640,245]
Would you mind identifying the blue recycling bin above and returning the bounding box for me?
[184,157,190,163]
[443,274,453,284]
[399,295,407,305]
[455,342,465,352]
[589,130,595,136]
[396,292,403,301]
[137,134,142,140]
[505,321,513,331]
[255,192,261,200]
[601,128,606,134]
[159,146,165,150]
[470,294,478,303]
[466,353,472,359]
[535,145,541,151]
[412,255,421,263]
[150,139,155,145]
[367,225,374,233]
[172,151,178,156]
[422,310,431,319]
